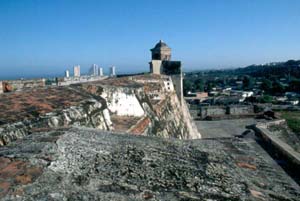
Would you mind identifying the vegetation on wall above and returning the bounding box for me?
[281,111,300,135]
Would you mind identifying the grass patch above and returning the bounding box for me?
[281,111,300,133]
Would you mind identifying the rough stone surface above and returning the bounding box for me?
[0,75,200,146]
[2,79,45,92]
[0,127,299,200]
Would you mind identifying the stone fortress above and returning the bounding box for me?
[0,40,200,144]
[0,41,300,200]
[149,40,183,102]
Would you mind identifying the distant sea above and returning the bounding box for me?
[0,73,63,81]
[0,69,146,81]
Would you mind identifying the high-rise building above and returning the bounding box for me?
[0,81,3,94]
[89,64,98,76]
[73,65,80,77]
[110,66,116,77]
[98,67,103,76]
[65,70,70,78]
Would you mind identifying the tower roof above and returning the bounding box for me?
[151,40,170,51]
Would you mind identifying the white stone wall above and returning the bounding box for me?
[58,76,108,86]
[150,60,162,74]
[170,74,183,102]
[102,88,145,117]
[163,80,174,92]
[4,79,45,91]
[181,99,201,139]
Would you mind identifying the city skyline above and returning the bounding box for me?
[1,0,300,79]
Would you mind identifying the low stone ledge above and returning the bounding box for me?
[254,122,300,167]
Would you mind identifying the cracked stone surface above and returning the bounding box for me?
[0,75,200,146]
[0,127,299,200]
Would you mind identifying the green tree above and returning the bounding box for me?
[183,79,193,95]
[272,81,285,94]
[261,79,272,94]
[288,80,300,93]
[259,95,273,103]
[207,82,215,92]
[242,76,254,90]
[286,60,298,67]
[195,79,204,92]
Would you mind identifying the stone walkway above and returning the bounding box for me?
[195,118,256,138]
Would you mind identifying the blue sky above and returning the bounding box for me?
[0,0,300,79]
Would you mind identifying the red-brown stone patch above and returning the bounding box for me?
[129,117,151,135]
[0,181,10,197]
[0,161,26,179]
[111,115,141,132]
[143,83,162,94]
[235,155,257,171]
[153,99,167,116]
[2,82,13,92]
[0,86,90,125]
[236,162,257,171]
[15,175,32,185]
[0,157,43,198]
[235,156,255,162]
[0,158,11,169]
[29,127,53,133]
[142,191,154,200]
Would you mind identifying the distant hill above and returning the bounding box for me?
[234,60,300,78]
[186,59,300,79]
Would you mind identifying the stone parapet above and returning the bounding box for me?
[254,120,300,169]
[0,81,3,94]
